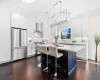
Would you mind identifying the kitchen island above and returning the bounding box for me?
[35,44,84,77]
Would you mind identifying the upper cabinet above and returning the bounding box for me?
[71,17,82,37]
[71,15,88,37]
[11,12,27,28]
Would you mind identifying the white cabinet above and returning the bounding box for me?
[27,44,35,57]
[71,15,88,37]
[77,47,87,60]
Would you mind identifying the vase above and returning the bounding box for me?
[55,38,58,46]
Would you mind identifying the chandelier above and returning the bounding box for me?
[48,1,71,27]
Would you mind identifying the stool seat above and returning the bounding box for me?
[57,53,63,58]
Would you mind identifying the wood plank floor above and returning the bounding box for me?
[0,56,100,80]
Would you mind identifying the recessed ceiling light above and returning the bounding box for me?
[22,0,36,3]
[18,9,20,11]
[45,12,48,14]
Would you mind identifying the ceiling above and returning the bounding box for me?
[1,0,100,20]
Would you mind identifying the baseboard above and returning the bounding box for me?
[0,54,41,65]
[88,58,95,61]
[0,60,11,65]
[27,54,36,58]
[35,54,41,56]
[77,57,88,61]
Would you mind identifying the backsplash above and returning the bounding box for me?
[58,37,88,45]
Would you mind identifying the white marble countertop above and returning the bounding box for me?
[36,44,85,52]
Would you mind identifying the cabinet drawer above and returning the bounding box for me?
[78,47,86,53]
[77,52,87,60]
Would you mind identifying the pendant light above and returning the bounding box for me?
[48,1,71,27]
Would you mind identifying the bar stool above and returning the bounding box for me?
[37,46,51,72]
[43,47,51,72]
[41,53,47,71]
[48,46,63,80]
[37,46,47,69]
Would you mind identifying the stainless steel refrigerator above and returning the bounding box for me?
[11,27,27,61]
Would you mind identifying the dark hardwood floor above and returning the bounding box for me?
[0,56,100,80]
[69,61,100,80]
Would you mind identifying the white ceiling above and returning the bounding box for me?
[1,0,100,20]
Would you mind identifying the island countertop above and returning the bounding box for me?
[36,44,85,52]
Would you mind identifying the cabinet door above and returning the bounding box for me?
[32,44,35,55]
[77,47,87,60]
[28,44,32,56]
[28,44,35,57]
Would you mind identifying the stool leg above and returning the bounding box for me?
[51,58,61,80]
[43,54,50,72]
[38,54,42,67]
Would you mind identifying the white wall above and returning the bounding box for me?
[88,16,100,61]
[0,6,11,63]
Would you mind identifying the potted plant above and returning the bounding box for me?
[95,35,100,63]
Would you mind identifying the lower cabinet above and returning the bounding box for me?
[27,44,35,57]
[68,51,77,76]
[77,47,87,60]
